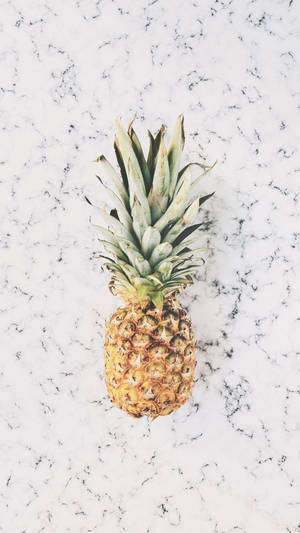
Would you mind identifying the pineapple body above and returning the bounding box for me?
[105,297,195,418]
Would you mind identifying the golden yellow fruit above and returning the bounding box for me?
[104,296,195,418]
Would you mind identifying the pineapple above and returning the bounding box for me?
[87,115,215,418]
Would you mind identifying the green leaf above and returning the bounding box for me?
[189,161,217,197]
[182,196,201,225]
[147,126,163,177]
[92,224,118,245]
[134,277,154,288]
[178,161,213,179]
[141,226,161,257]
[132,195,150,243]
[118,260,139,279]
[109,269,134,291]
[114,140,129,193]
[166,223,203,246]
[172,237,199,255]
[199,192,215,207]
[98,253,116,263]
[86,197,134,243]
[127,159,151,224]
[148,128,170,223]
[154,168,192,232]
[161,280,191,291]
[168,114,185,199]
[174,165,193,196]
[146,274,163,286]
[94,155,129,209]
[147,131,155,176]
[162,193,214,244]
[128,120,152,193]
[133,277,155,300]
[149,242,173,267]
[103,261,127,276]
[115,118,146,205]
[177,247,211,260]
[118,238,145,268]
[149,291,164,309]
[173,262,205,275]
[155,255,186,271]
[157,260,173,282]
[135,257,152,276]
[99,239,127,261]
[95,175,132,229]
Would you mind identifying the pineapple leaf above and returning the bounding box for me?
[163,193,214,244]
[103,261,127,276]
[146,130,155,176]
[149,291,164,309]
[99,239,128,261]
[134,257,152,276]
[149,242,173,267]
[92,224,118,245]
[114,140,129,193]
[199,192,215,207]
[168,114,185,199]
[189,161,217,196]
[118,260,139,279]
[98,253,116,263]
[161,280,192,290]
[109,270,134,291]
[94,155,129,209]
[118,238,145,268]
[147,126,163,177]
[128,120,152,193]
[161,219,185,244]
[182,196,201,225]
[170,223,204,247]
[146,274,163,286]
[157,260,173,282]
[155,255,185,271]
[132,195,150,243]
[133,277,155,300]
[175,246,191,255]
[133,277,153,288]
[178,161,213,178]
[172,237,199,255]
[141,226,161,257]
[173,261,205,275]
[128,159,151,224]
[154,167,191,232]
[172,234,213,255]
[148,127,170,223]
[173,165,193,197]
[86,197,134,243]
[95,175,132,229]
[115,118,146,201]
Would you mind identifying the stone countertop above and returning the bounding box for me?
[1,1,299,532]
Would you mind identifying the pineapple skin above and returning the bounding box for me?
[104,296,195,418]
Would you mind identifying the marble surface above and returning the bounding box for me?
[1,0,300,531]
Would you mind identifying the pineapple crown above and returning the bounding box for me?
[86,115,215,308]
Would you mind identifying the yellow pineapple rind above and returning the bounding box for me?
[104,296,195,419]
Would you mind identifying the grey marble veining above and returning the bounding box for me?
[1,0,300,532]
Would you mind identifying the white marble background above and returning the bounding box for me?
[1,0,300,531]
